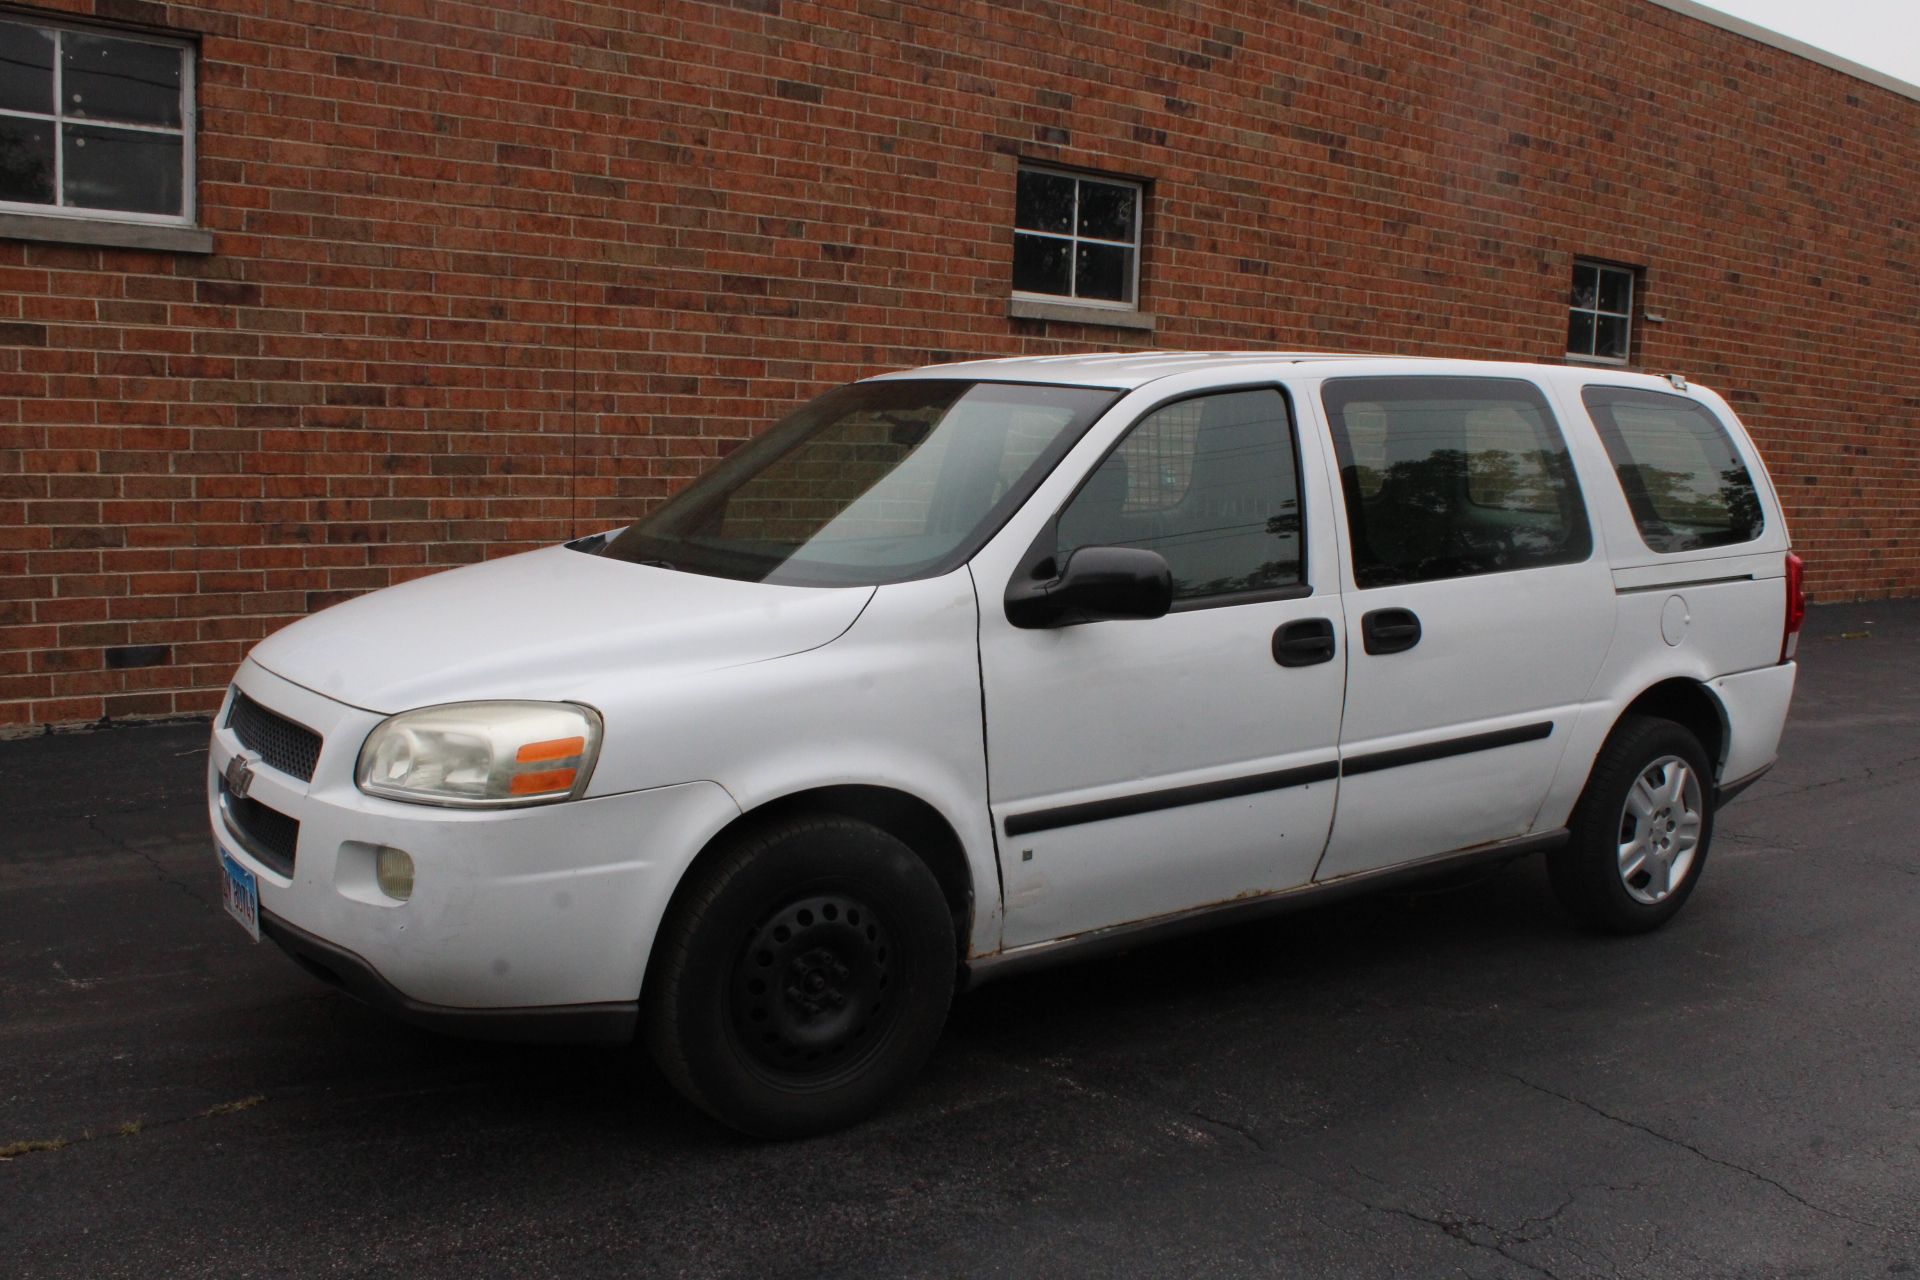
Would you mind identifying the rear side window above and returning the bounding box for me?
[1582,386,1763,554]
[1056,388,1303,603]
[1322,377,1592,588]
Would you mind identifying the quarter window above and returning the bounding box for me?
[1568,261,1634,362]
[0,18,195,223]
[1056,389,1303,602]
[1013,166,1142,307]
[1323,377,1592,588]
[1582,386,1763,553]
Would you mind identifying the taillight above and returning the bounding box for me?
[1781,552,1805,662]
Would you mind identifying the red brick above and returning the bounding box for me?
[0,0,1915,729]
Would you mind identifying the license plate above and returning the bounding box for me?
[220,849,261,942]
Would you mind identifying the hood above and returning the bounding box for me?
[248,545,875,712]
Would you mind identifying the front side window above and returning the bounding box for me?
[1013,166,1142,307]
[0,18,194,223]
[1582,385,1763,553]
[1056,389,1304,602]
[598,380,1120,586]
[1323,377,1592,588]
[1568,261,1634,362]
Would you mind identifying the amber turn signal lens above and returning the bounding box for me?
[510,767,578,796]
[516,736,586,764]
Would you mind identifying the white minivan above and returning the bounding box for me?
[209,353,1802,1136]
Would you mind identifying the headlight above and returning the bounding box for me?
[356,701,603,808]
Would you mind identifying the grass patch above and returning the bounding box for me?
[0,1094,263,1160]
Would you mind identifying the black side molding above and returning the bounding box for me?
[1005,760,1339,837]
[1002,722,1557,837]
[1342,721,1554,777]
[259,910,637,1045]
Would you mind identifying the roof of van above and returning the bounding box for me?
[864,351,1687,392]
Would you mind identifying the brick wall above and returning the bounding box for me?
[2,0,1916,730]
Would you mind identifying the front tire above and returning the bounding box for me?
[644,815,956,1138]
[1549,715,1715,934]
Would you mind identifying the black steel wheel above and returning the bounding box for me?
[645,815,956,1138]
[732,891,897,1087]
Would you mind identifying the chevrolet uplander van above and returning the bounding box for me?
[210,353,1802,1136]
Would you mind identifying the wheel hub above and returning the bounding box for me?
[732,892,894,1077]
[786,946,850,1017]
[1616,755,1704,905]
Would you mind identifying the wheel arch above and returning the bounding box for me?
[1618,677,1729,779]
[651,784,976,976]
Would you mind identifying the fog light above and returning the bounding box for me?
[375,847,414,901]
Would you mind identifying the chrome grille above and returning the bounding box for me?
[227,690,322,782]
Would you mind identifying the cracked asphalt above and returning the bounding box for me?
[2,600,1917,1278]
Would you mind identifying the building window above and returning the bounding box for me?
[0,17,195,225]
[1013,166,1141,308]
[1567,261,1634,363]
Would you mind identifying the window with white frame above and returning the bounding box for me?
[1568,261,1634,362]
[1013,166,1142,308]
[0,17,195,224]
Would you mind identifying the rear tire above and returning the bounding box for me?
[644,815,956,1138]
[1549,715,1715,934]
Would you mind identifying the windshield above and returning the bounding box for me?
[596,379,1121,585]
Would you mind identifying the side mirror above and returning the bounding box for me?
[1005,546,1174,629]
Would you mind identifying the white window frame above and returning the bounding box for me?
[1567,260,1634,365]
[1012,165,1143,312]
[0,15,197,228]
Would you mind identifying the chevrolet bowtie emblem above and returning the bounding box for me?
[224,752,256,799]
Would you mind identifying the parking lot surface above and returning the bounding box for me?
[2,600,1917,1278]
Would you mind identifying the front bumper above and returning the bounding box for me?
[208,660,741,1022]
[260,909,637,1042]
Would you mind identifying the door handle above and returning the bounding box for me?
[1273,618,1337,667]
[1361,607,1422,656]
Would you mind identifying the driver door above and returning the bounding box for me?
[977,385,1348,949]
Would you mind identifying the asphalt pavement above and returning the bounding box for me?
[2,600,1917,1278]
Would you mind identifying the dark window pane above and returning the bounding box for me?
[1596,313,1629,360]
[0,117,55,205]
[62,34,182,127]
[1567,310,1595,356]
[1583,386,1762,553]
[1075,242,1130,302]
[1015,169,1073,234]
[0,22,55,115]
[1060,390,1302,600]
[1570,263,1598,308]
[1013,233,1070,296]
[1465,404,1566,514]
[63,124,182,215]
[1597,267,1632,314]
[1322,377,1591,587]
[1077,179,1135,241]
